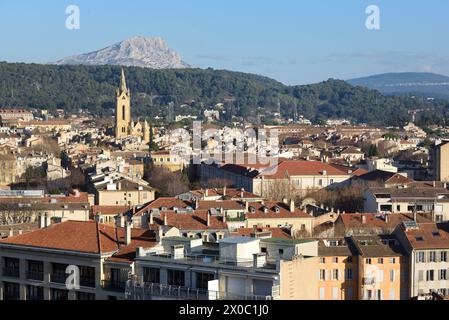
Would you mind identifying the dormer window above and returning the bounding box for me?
[274,206,281,213]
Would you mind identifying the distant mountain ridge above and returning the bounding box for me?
[348,72,449,99]
[55,36,190,69]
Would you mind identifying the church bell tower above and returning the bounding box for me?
[115,68,131,139]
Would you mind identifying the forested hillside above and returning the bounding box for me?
[0,62,447,126]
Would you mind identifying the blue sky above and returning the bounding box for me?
[0,0,448,84]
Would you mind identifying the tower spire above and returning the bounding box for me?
[120,68,128,94]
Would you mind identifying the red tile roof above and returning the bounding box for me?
[198,200,244,211]
[245,201,310,219]
[401,222,449,250]
[0,220,157,260]
[231,227,292,239]
[92,205,129,216]
[258,160,350,179]
[152,210,228,231]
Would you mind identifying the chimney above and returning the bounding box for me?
[18,229,23,235]
[115,214,125,228]
[223,185,227,196]
[290,199,295,213]
[141,212,149,229]
[413,210,417,222]
[195,198,199,209]
[164,213,168,226]
[207,211,211,227]
[282,198,288,205]
[9,228,13,237]
[385,214,389,224]
[245,201,249,212]
[95,213,102,224]
[44,213,51,228]
[205,189,209,197]
[361,215,366,224]
[38,214,45,229]
[149,212,154,225]
[223,213,226,223]
[125,221,132,246]
[118,181,122,190]
[156,227,164,244]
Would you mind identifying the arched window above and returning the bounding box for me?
[122,105,126,121]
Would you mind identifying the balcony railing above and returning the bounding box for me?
[125,281,274,301]
[2,267,20,278]
[363,277,376,285]
[101,280,127,292]
[26,270,44,282]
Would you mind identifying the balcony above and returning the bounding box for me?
[101,280,127,292]
[26,270,44,282]
[363,277,376,285]
[2,267,20,278]
[125,281,274,301]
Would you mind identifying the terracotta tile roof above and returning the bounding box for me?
[0,220,157,263]
[245,201,310,219]
[355,170,414,184]
[134,197,192,216]
[107,228,157,264]
[258,160,351,179]
[151,210,228,231]
[339,213,431,231]
[197,200,244,211]
[401,222,449,250]
[92,205,129,216]
[349,235,405,257]
[231,227,292,239]
[317,238,354,256]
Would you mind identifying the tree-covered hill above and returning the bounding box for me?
[0,62,447,126]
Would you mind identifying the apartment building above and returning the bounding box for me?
[0,219,157,300]
[94,177,155,206]
[149,150,184,172]
[349,235,407,300]
[430,140,449,182]
[317,238,358,300]
[394,221,449,298]
[364,186,449,222]
[200,159,352,197]
[127,236,319,300]
[245,200,314,236]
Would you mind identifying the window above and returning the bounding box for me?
[389,258,396,264]
[27,285,44,300]
[279,249,284,255]
[333,257,338,263]
[441,251,448,262]
[396,205,401,211]
[366,258,372,264]
[330,179,334,185]
[347,257,353,263]
[439,269,447,281]
[333,269,339,280]
[318,179,323,187]
[378,258,384,264]
[143,267,160,283]
[122,105,126,121]
[426,270,435,282]
[429,251,437,262]
[378,270,384,282]
[319,269,326,280]
[167,269,185,286]
[319,287,325,300]
[346,268,353,280]
[332,287,338,300]
[320,257,326,264]
[416,252,425,263]
[77,292,96,300]
[389,289,395,300]
[196,272,215,290]
[418,270,424,282]
[346,287,353,300]
[390,270,395,282]
[51,288,68,300]
[376,289,382,300]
